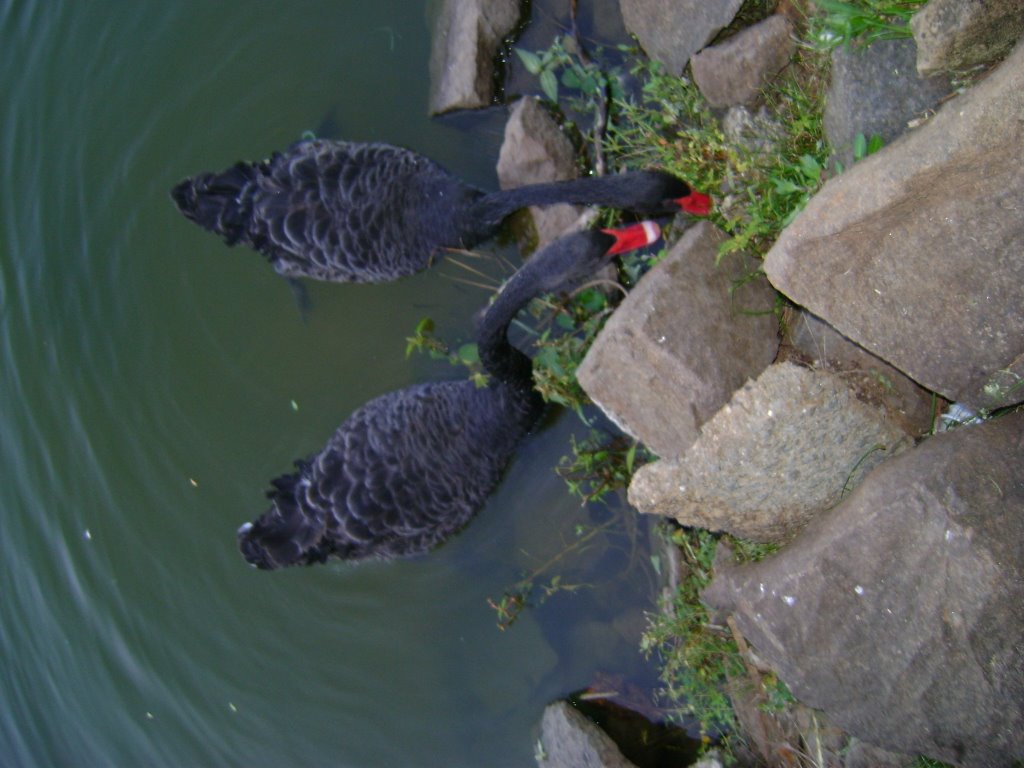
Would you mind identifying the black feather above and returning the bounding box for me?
[171,138,692,284]
[236,225,654,569]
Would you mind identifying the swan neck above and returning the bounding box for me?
[477,265,542,386]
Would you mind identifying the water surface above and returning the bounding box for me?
[0,2,664,765]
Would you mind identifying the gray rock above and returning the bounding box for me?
[428,0,521,115]
[691,15,796,108]
[844,739,914,768]
[765,39,1024,411]
[496,97,584,249]
[577,221,779,459]
[912,0,1024,75]
[824,37,952,167]
[703,411,1024,767]
[787,311,936,436]
[537,701,638,768]
[629,361,913,543]
[619,0,744,75]
[721,105,786,157]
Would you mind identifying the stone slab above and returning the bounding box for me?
[912,0,1024,74]
[619,0,743,75]
[703,411,1024,767]
[578,221,779,459]
[629,361,913,542]
[765,40,1024,410]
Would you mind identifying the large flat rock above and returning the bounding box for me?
[823,37,951,167]
[690,14,795,108]
[578,221,779,459]
[912,0,1024,75]
[703,411,1024,767]
[764,39,1024,410]
[629,361,913,542]
[619,0,743,75]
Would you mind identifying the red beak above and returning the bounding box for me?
[674,190,713,216]
[601,221,662,255]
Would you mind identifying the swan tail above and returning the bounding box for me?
[170,162,260,246]
[237,462,329,570]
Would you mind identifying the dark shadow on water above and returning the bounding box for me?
[568,690,703,767]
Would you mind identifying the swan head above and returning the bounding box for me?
[523,221,663,297]
[628,171,712,217]
[672,189,713,216]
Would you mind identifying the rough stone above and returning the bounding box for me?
[428,0,521,115]
[691,15,796,108]
[786,311,936,436]
[536,701,638,768]
[824,37,952,167]
[629,362,913,542]
[844,740,914,768]
[912,0,1024,75]
[619,0,743,75]
[703,411,1024,767]
[578,221,779,459]
[496,97,584,249]
[721,105,786,158]
[765,39,1024,411]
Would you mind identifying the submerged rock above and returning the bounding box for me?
[765,38,1024,411]
[497,97,583,249]
[578,221,778,459]
[690,14,796,108]
[629,361,913,543]
[428,0,521,115]
[703,411,1024,767]
[824,37,952,167]
[912,0,1024,75]
[536,701,638,768]
[619,0,743,75]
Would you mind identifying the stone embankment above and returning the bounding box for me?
[429,1,1024,766]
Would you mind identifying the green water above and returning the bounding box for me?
[0,1,666,765]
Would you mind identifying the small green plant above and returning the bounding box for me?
[912,759,956,768]
[641,527,778,741]
[809,0,927,50]
[528,285,620,414]
[833,131,886,173]
[557,431,654,505]
[515,36,625,173]
[758,673,796,714]
[641,527,742,738]
[600,46,832,261]
[405,316,489,387]
[487,519,616,630]
[516,37,620,112]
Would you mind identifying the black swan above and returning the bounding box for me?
[171,138,708,284]
[236,220,663,569]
